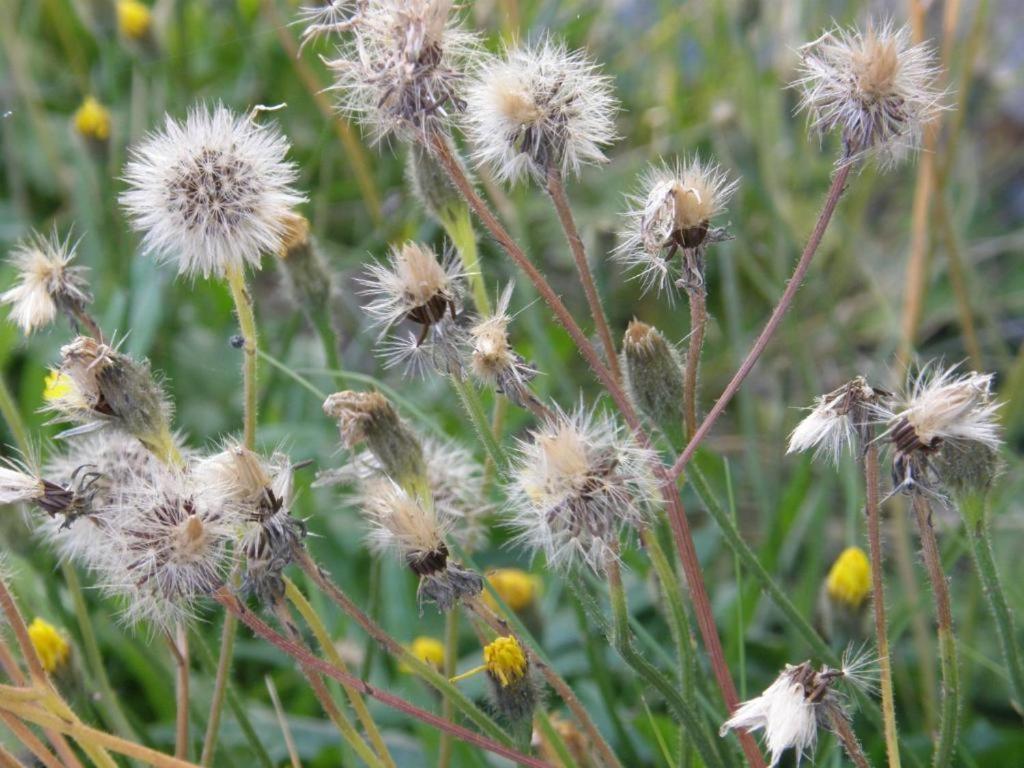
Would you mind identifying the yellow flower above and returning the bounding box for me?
[73,97,111,142]
[826,546,871,609]
[483,568,539,612]
[28,618,70,673]
[117,0,152,40]
[402,636,444,672]
[483,636,527,688]
[43,370,74,402]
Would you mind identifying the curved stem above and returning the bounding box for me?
[827,707,872,768]
[670,163,851,480]
[864,445,901,768]
[545,166,620,381]
[213,589,548,768]
[912,494,960,768]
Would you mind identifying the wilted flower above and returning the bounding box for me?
[0,457,92,526]
[876,364,1001,494]
[788,376,884,465]
[467,283,540,412]
[615,158,737,295]
[44,336,179,465]
[121,104,306,279]
[621,320,684,425]
[73,97,112,143]
[794,21,943,167]
[27,618,71,674]
[720,648,876,767]
[506,406,659,572]
[358,478,482,611]
[2,230,92,335]
[825,546,871,610]
[464,38,617,184]
[324,0,474,141]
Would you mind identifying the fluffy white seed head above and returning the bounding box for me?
[787,377,882,464]
[120,104,306,279]
[360,477,446,561]
[463,38,617,184]
[2,230,92,335]
[0,461,45,506]
[324,0,475,141]
[614,158,737,296]
[468,283,538,408]
[506,406,659,572]
[793,21,944,167]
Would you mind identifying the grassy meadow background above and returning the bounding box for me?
[2,0,1024,765]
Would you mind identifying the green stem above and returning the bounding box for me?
[199,614,236,766]
[438,609,458,768]
[912,494,960,768]
[606,561,725,768]
[0,375,32,456]
[442,204,490,316]
[957,492,1024,719]
[451,376,506,471]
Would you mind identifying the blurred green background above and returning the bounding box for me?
[1,0,1023,765]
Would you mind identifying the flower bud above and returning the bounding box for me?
[28,617,71,674]
[483,636,537,724]
[825,546,871,611]
[621,320,683,426]
[276,213,331,312]
[407,140,467,226]
[73,97,111,153]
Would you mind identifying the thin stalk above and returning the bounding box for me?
[439,610,459,768]
[0,710,63,768]
[827,708,872,768]
[199,613,237,766]
[864,444,901,768]
[264,676,302,768]
[670,163,852,480]
[545,166,621,381]
[443,203,490,315]
[912,493,960,768]
[170,625,190,760]
[605,560,726,768]
[451,376,507,470]
[283,578,396,767]
[935,195,983,368]
[225,265,258,450]
[466,597,624,768]
[213,589,548,768]
[271,601,384,768]
[0,374,32,455]
[683,284,707,440]
[294,551,513,747]
[428,134,757,762]
[956,492,1024,718]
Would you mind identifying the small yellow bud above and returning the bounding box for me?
[27,618,70,673]
[73,97,111,142]
[43,370,74,402]
[826,546,871,609]
[483,636,527,688]
[483,569,539,613]
[402,636,444,672]
[117,0,152,40]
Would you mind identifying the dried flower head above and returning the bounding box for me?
[44,336,178,463]
[506,406,659,572]
[614,158,737,296]
[468,284,539,410]
[2,230,92,335]
[359,478,482,610]
[875,364,1001,494]
[621,320,684,425]
[464,38,617,184]
[0,457,92,526]
[825,546,871,610]
[787,376,884,464]
[324,0,474,141]
[794,21,943,167]
[720,647,876,766]
[121,104,306,279]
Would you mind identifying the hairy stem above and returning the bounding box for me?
[670,163,851,480]
[199,613,237,766]
[912,494,960,768]
[957,492,1024,719]
[439,609,459,768]
[683,283,707,440]
[546,166,620,381]
[213,589,547,767]
[827,707,872,768]
[864,444,901,768]
[170,625,190,760]
[225,265,258,450]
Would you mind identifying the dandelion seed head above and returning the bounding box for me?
[787,376,881,464]
[360,477,445,560]
[793,21,944,167]
[121,104,306,279]
[464,38,617,184]
[0,462,45,506]
[506,406,659,573]
[360,242,463,330]
[2,230,92,335]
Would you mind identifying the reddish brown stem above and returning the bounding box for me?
[670,163,851,480]
[684,284,707,440]
[827,707,872,768]
[212,589,549,768]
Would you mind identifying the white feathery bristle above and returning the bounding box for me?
[359,241,463,330]
[120,103,306,279]
[0,462,44,505]
[296,0,366,49]
[360,477,446,558]
[463,38,618,184]
[614,157,737,297]
[793,20,944,167]
[505,405,659,573]
[2,229,91,335]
